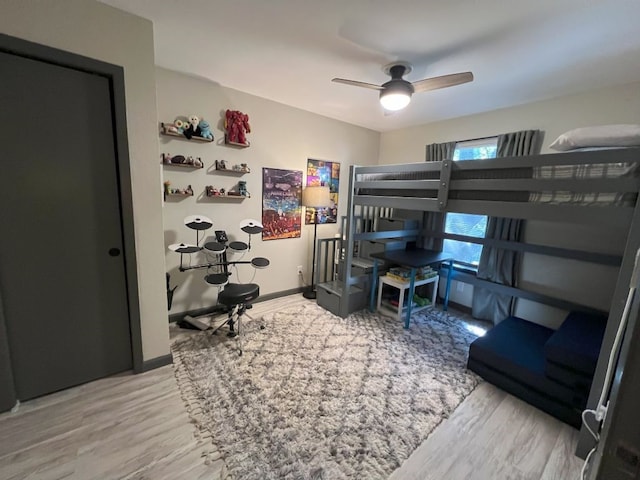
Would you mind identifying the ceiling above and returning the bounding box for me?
[101,0,640,132]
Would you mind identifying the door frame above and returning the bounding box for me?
[0,33,144,373]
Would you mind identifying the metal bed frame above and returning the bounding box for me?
[315,147,640,459]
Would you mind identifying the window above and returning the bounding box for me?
[443,137,498,267]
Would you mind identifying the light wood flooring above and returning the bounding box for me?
[0,294,583,479]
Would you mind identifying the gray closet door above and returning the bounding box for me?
[0,51,132,401]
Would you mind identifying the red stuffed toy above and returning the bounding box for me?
[225,109,251,145]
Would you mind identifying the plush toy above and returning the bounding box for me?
[183,114,201,139]
[174,119,185,133]
[192,157,203,168]
[198,119,213,140]
[225,109,251,145]
[238,181,249,197]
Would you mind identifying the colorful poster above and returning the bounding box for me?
[305,159,339,224]
[262,168,303,240]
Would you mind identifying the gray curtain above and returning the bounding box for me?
[0,291,17,412]
[423,141,456,250]
[472,130,542,324]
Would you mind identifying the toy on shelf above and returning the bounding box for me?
[232,163,250,173]
[238,181,250,197]
[164,181,194,198]
[215,159,228,170]
[162,153,203,168]
[160,115,214,142]
[206,186,227,197]
[198,119,213,140]
[224,109,251,146]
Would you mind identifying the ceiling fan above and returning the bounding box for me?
[332,61,473,112]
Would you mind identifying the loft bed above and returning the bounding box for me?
[314,145,640,454]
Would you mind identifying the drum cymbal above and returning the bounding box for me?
[229,241,248,252]
[251,257,270,269]
[168,243,201,254]
[240,218,263,235]
[184,215,213,231]
[204,241,226,254]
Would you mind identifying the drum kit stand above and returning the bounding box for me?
[168,215,269,352]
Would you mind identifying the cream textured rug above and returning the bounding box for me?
[172,303,481,480]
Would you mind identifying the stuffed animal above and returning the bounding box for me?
[183,114,201,139]
[192,157,203,168]
[174,119,185,133]
[225,109,251,145]
[198,119,213,140]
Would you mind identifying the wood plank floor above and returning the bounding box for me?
[0,294,584,479]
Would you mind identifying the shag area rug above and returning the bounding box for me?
[172,303,481,480]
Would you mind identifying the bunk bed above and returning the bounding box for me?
[314,145,640,454]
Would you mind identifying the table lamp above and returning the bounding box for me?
[302,185,331,299]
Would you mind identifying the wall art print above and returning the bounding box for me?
[305,159,339,224]
[262,168,303,240]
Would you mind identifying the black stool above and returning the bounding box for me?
[214,283,260,355]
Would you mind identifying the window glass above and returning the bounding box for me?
[444,137,497,267]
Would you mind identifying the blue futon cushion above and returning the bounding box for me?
[469,316,587,407]
[544,311,608,376]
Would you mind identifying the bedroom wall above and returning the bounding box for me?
[0,0,170,360]
[379,81,640,328]
[156,68,380,314]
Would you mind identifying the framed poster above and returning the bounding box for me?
[305,159,339,224]
[262,168,303,240]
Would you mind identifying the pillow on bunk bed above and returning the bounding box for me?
[549,124,640,151]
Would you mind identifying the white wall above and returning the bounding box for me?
[380,82,640,328]
[1,0,169,360]
[156,68,380,313]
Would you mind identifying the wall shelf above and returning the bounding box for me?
[205,194,247,200]
[164,192,193,201]
[160,123,213,143]
[214,167,249,175]
[224,134,250,148]
[162,153,204,170]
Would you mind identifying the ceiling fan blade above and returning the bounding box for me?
[332,78,384,90]
[411,72,474,93]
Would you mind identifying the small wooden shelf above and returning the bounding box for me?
[214,168,249,174]
[205,194,247,200]
[224,134,250,148]
[164,192,193,201]
[160,123,213,143]
[165,192,193,198]
[162,162,203,169]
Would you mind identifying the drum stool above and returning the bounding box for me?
[213,283,261,355]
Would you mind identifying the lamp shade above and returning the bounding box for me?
[379,80,413,111]
[302,185,331,207]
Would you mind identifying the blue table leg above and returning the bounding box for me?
[405,267,417,329]
[369,259,378,312]
[443,259,453,311]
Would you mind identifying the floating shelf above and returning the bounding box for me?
[164,192,193,201]
[161,123,214,143]
[214,168,250,174]
[224,134,250,148]
[205,194,247,200]
[162,162,204,169]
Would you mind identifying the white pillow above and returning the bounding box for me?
[549,124,640,151]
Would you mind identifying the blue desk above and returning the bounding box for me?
[369,249,454,328]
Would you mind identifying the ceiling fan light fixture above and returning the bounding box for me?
[380,92,411,111]
[379,80,413,111]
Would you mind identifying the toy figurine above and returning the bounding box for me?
[224,109,251,145]
[198,119,213,140]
